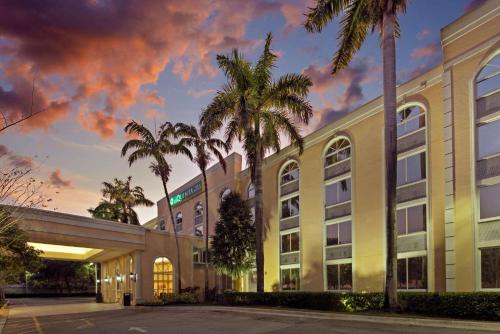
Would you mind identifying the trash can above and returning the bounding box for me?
[123,293,131,306]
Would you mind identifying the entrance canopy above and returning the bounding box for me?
[11,207,146,262]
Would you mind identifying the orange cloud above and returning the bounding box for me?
[0,0,290,138]
[49,169,71,188]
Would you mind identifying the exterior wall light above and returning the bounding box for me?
[116,275,123,283]
[104,277,110,284]
[130,272,137,282]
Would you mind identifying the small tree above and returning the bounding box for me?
[211,192,255,279]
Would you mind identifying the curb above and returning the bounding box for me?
[201,306,500,332]
[0,301,9,334]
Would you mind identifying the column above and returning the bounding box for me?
[133,250,144,304]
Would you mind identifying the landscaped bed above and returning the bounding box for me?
[222,292,500,321]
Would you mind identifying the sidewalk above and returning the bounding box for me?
[190,305,500,332]
[0,302,8,334]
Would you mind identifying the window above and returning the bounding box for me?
[194,225,203,237]
[153,257,173,298]
[397,205,426,235]
[194,202,203,217]
[281,232,300,253]
[476,54,500,98]
[193,248,207,263]
[326,221,352,246]
[325,178,351,206]
[397,256,427,290]
[326,263,352,290]
[281,267,300,290]
[281,196,299,219]
[220,188,231,201]
[477,121,500,159]
[325,138,351,167]
[397,153,426,186]
[479,184,500,220]
[397,105,426,137]
[159,219,166,231]
[280,162,299,185]
[175,212,183,231]
[481,247,500,289]
[247,183,255,199]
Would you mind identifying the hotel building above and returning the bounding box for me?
[156,1,500,293]
[17,1,499,305]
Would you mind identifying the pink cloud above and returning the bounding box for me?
[187,89,216,99]
[0,0,288,138]
[49,169,71,188]
[144,109,167,120]
[464,0,487,13]
[143,90,165,107]
[303,58,381,129]
[411,41,440,60]
[416,28,432,40]
[0,144,34,169]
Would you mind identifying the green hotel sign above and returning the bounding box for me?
[170,181,202,207]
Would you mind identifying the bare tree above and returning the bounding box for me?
[0,79,47,134]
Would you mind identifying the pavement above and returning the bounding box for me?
[1,298,499,334]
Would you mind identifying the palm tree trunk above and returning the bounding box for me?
[254,138,264,292]
[202,170,210,301]
[161,175,182,292]
[382,11,398,310]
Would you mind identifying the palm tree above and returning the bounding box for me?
[102,176,153,225]
[304,0,408,309]
[121,121,191,292]
[89,177,153,225]
[174,123,229,300]
[200,33,313,292]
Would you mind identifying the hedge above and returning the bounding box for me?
[136,292,199,306]
[222,292,500,321]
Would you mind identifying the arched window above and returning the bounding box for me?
[280,162,299,185]
[247,183,255,199]
[220,188,231,201]
[278,160,301,291]
[325,138,351,167]
[175,212,183,232]
[475,53,500,290]
[395,103,428,291]
[194,201,203,227]
[153,257,173,298]
[324,137,352,291]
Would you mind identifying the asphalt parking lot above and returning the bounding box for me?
[2,298,498,334]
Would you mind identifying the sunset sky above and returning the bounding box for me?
[0,0,485,222]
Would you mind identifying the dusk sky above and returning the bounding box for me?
[0,0,486,223]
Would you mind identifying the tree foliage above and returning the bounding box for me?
[0,208,41,300]
[29,260,95,293]
[88,176,153,225]
[211,192,255,278]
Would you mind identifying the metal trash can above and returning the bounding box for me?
[123,293,131,306]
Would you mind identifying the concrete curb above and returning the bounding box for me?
[190,306,500,332]
[0,301,9,334]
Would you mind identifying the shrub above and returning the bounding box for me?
[398,292,500,321]
[222,291,500,321]
[159,292,199,305]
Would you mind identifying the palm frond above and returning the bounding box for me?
[304,0,350,33]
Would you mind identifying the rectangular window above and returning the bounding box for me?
[481,247,500,289]
[281,267,300,291]
[194,225,203,237]
[281,232,300,253]
[281,169,299,184]
[397,153,426,186]
[281,196,300,218]
[325,147,351,166]
[326,263,352,290]
[397,204,426,235]
[477,120,500,159]
[325,178,351,206]
[479,184,500,220]
[397,256,427,290]
[326,221,352,246]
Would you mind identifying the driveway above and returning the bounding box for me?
[2,298,498,334]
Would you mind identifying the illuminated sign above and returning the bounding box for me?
[170,181,202,207]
